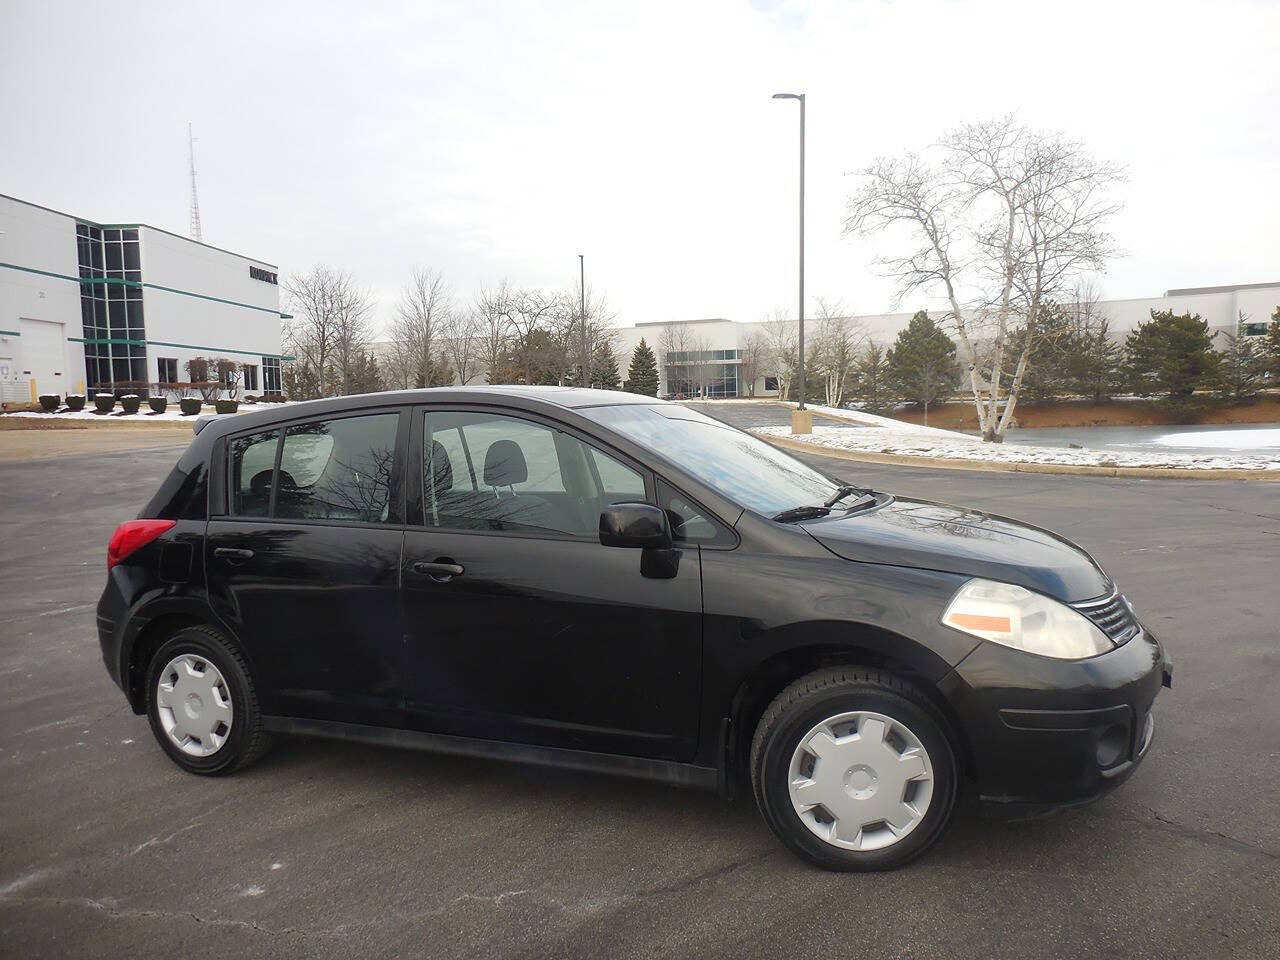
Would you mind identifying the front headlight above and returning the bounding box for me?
[941,578,1112,660]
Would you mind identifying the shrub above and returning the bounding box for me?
[215,399,239,415]
[65,394,86,412]
[179,397,203,416]
[148,396,168,414]
[242,395,259,404]
[38,394,60,412]
[94,394,116,413]
[120,395,142,414]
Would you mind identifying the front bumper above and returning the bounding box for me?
[940,625,1172,819]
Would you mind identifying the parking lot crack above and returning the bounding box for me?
[1100,806,1280,861]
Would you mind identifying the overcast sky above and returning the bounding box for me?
[2,0,1277,337]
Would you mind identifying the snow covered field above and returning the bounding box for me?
[756,424,1280,472]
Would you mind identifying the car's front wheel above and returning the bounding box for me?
[145,625,270,775]
[750,666,958,871]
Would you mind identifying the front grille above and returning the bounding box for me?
[1073,592,1139,645]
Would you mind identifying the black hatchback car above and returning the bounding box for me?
[98,387,1171,870]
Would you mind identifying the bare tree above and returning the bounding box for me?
[813,297,862,407]
[846,117,1123,440]
[283,265,374,397]
[739,330,768,398]
[761,310,797,401]
[657,322,695,397]
[555,281,620,386]
[507,289,561,383]
[475,282,515,384]
[388,268,452,389]
[439,307,482,385]
[283,265,340,398]
[330,272,376,396]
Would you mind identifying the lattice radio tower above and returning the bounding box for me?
[187,122,203,243]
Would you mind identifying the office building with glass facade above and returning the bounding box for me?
[1,193,288,403]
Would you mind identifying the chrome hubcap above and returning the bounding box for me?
[155,654,233,757]
[787,710,934,851]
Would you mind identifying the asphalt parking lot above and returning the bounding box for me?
[2,427,1278,959]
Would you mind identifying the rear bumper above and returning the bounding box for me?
[941,625,1172,817]
[97,574,128,693]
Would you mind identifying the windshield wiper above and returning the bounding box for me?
[771,505,831,523]
[824,484,872,508]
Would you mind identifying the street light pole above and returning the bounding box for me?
[772,92,806,416]
[578,254,587,387]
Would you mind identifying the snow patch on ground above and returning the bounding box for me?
[1154,428,1280,451]
[3,403,294,424]
[756,424,1280,471]
[777,401,966,438]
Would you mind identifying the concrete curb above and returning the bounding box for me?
[756,431,1280,482]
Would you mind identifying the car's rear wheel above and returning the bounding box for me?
[145,625,270,775]
[750,666,957,871]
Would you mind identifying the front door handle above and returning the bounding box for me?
[214,547,255,563]
[411,560,464,581]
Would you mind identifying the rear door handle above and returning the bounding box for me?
[411,560,464,580]
[214,547,255,563]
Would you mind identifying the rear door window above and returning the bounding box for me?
[228,429,280,517]
[276,414,401,522]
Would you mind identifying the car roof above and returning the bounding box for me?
[193,385,663,439]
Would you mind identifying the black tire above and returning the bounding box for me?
[144,625,271,775]
[750,666,957,871]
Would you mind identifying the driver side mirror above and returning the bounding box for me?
[599,502,672,550]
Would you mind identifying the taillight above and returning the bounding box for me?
[107,519,176,570]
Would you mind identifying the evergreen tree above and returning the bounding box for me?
[1265,307,1280,381]
[1073,317,1126,402]
[1125,310,1219,398]
[850,342,891,414]
[627,338,659,396]
[347,350,385,395]
[1125,309,1220,417]
[594,343,621,390]
[885,311,959,418]
[1216,313,1266,401]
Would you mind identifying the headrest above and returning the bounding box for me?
[249,470,273,497]
[483,439,527,487]
[428,440,454,492]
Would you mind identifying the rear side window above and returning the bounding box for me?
[276,414,400,522]
[229,429,280,517]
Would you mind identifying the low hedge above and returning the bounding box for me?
[179,397,203,416]
[65,394,86,412]
[38,394,60,412]
[148,396,168,414]
[94,395,116,414]
[214,399,239,415]
[120,395,142,414]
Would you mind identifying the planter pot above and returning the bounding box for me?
[65,394,86,412]
[38,394,60,412]
[120,395,142,414]
[215,399,239,415]
[179,398,203,416]
[148,396,168,414]
[94,395,116,414]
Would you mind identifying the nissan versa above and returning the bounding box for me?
[97,387,1172,870]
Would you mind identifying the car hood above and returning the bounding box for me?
[804,496,1110,603]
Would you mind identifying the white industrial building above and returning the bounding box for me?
[612,281,1280,398]
[0,193,287,403]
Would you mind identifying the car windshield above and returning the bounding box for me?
[583,404,841,516]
